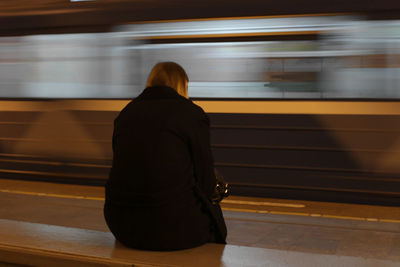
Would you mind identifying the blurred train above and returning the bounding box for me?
[1,11,400,205]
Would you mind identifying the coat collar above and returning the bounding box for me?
[137,86,183,100]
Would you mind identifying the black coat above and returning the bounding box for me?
[104,86,227,251]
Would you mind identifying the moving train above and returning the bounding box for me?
[1,2,400,205]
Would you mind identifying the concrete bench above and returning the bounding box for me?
[0,219,398,267]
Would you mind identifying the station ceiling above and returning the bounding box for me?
[0,0,399,35]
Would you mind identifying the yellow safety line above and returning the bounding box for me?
[321,215,365,221]
[269,211,310,217]
[0,189,104,201]
[222,199,305,208]
[223,207,268,214]
[0,189,304,208]
[1,189,400,224]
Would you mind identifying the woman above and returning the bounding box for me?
[104,62,227,251]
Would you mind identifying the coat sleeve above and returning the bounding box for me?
[189,112,216,199]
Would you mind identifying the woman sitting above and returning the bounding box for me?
[104,62,227,251]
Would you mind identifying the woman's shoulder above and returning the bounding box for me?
[180,98,208,120]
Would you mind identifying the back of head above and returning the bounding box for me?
[146,62,189,98]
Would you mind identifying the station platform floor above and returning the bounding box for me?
[0,178,400,266]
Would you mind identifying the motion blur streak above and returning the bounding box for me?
[0,15,400,99]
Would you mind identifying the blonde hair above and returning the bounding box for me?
[146,62,189,98]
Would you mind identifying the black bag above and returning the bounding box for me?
[211,169,230,204]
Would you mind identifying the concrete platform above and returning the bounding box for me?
[1,219,400,267]
[0,179,400,266]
